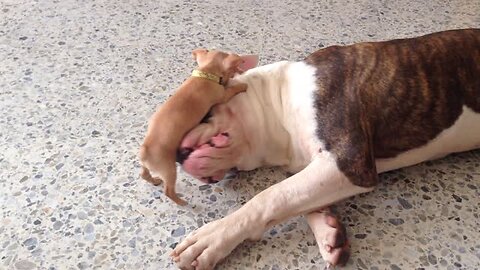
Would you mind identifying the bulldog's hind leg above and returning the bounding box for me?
[306,208,350,268]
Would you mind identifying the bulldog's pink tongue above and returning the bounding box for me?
[212,170,226,181]
[210,132,230,147]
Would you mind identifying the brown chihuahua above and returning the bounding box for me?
[139,49,258,205]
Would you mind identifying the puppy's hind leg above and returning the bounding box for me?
[139,145,163,185]
[140,166,162,185]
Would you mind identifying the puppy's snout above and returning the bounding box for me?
[176,147,194,164]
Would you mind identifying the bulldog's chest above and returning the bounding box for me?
[280,62,325,172]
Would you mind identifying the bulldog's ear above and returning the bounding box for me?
[238,55,259,72]
[192,48,208,61]
[224,54,259,74]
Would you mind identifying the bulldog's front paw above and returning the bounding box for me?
[171,214,257,270]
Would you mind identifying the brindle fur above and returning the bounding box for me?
[305,29,480,187]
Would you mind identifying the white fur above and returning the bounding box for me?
[282,62,326,172]
[229,62,293,170]
[376,106,480,173]
[231,61,324,172]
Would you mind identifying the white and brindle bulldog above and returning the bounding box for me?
[170,29,480,269]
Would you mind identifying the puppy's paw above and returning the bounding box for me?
[140,167,162,185]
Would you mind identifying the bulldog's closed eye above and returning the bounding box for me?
[200,111,212,123]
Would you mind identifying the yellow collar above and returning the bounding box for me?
[191,70,223,85]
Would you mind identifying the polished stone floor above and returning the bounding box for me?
[0,0,479,269]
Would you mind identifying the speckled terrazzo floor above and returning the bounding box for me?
[0,0,479,269]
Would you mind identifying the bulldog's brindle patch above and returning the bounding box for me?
[306,29,480,187]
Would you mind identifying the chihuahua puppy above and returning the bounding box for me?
[139,49,258,205]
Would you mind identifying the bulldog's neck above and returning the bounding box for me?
[228,61,320,172]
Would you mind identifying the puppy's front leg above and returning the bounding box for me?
[222,83,247,103]
[171,152,373,270]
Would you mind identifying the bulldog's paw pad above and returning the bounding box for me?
[307,211,350,267]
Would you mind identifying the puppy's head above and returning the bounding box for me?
[191,49,258,84]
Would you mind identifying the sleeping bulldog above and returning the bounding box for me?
[170,28,480,269]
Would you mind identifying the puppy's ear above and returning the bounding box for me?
[192,48,208,62]
[222,54,243,72]
[237,55,259,72]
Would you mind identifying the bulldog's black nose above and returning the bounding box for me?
[176,147,194,164]
[202,177,219,184]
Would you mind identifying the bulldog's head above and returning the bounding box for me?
[176,101,251,184]
[175,51,260,183]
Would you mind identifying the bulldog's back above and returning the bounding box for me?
[304,29,480,171]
